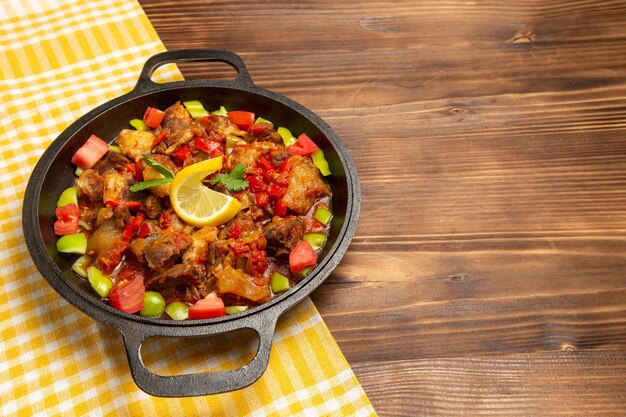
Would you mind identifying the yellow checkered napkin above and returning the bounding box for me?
[0,0,377,415]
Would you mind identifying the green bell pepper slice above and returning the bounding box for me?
[165,301,189,320]
[130,118,149,131]
[311,150,331,176]
[313,207,332,226]
[271,272,290,294]
[56,233,87,254]
[211,106,228,117]
[183,100,209,119]
[56,186,79,207]
[277,127,297,147]
[87,266,113,298]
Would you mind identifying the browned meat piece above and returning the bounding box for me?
[144,228,192,271]
[143,194,162,219]
[282,156,331,214]
[115,129,155,161]
[201,114,246,140]
[113,205,131,228]
[244,122,282,144]
[102,171,130,203]
[214,265,270,302]
[145,263,204,290]
[92,150,131,174]
[226,141,281,170]
[159,208,195,235]
[76,169,103,204]
[160,102,208,154]
[182,226,218,265]
[263,216,305,257]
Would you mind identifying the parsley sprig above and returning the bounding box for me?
[209,163,249,192]
[129,154,174,192]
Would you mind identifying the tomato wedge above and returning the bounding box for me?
[108,275,145,313]
[54,203,80,236]
[143,107,165,129]
[285,134,319,156]
[289,240,318,273]
[188,292,226,319]
[70,134,109,169]
[227,111,255,130]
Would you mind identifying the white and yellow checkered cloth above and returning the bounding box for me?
[0,1,376,415]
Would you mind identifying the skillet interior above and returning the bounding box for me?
[36,85,352,320]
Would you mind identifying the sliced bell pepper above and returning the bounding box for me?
[183,100,209,119]
[130,118,149,131]
[56,232,87,254]
[313,207,332,225]
[211,106,228,117]
[87,266,113,298]
[311,149,331,176]
[277,127,297,147]
[56,186,79,207]
[271,271,290,294]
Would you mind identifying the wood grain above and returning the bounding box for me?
[139,0,626,415]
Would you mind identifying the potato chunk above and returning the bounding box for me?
[116,129,155,161]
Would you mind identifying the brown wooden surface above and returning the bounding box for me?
[138,1,626,415]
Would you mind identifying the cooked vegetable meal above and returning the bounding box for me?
[54,101,333,320]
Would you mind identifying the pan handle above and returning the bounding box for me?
[134,49,254,92]
[117,313,277,397]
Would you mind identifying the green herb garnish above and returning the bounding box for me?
[209,163,249,192]
[129,154,174,192]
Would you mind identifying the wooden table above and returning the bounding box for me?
[138,1,626,415]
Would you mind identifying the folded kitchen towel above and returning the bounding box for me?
[0,0,377,415]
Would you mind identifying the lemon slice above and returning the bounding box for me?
[169,156,241,227]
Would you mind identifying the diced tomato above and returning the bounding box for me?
[255,192,269,208]
[193,137,224,155]
[151,130,168,148]
[228,224,243,239]
[247,175,264,193]
[143,107,165,129]
[229,240,249,254]
[70,134,109,169]
[171,145,191,165]
[289,240,318,273]
[53,203,80,236]
[267,183,285,197]
[247,250,268,277]
[285,134,319,156]
[188,292,226,320]
[227,111,255,130]
[274,198,287,217]
[108,275,145,313]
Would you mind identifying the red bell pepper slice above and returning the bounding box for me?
[143,107,165,129]
[171,145,191,165]
[151,130,168,148]
[108,275,145,313]
[285,134,319,156]
[53,203,80,236]
[188,292,226,320]
[289,240,318,273]
[123,212,146,240]
[70,134,109,169]
[105,200,143,209]
[274,198,287,217]
[227,111,255,130]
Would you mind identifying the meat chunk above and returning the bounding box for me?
[143,194,162,219]
[145,263,204,290]
[214,265,270,302]
[244,122,282,144]
[92,150,131,174]
[76,169,104,204]
[263,216,305,257]
[182,225,219,265]
[282,156,331,214]
[116,129,156,161]
[226,141,281,170]
[144,228,192,271]
[113,205,131,228]
[102,171,129,203]
[161,102,208,154]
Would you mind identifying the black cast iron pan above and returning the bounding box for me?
[22,49,360,397]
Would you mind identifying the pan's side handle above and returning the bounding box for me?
[134,49,254,93]
[118,313,277,397]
